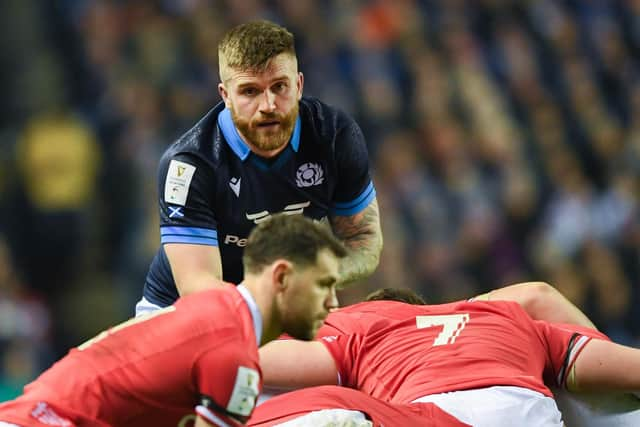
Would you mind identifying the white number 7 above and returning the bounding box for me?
[416,314,470,346]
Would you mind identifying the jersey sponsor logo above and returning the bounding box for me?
[245,201,311,224]
[227,366,260,417]
[30,402,73,426]
[225,201,312,245]
[164,160,196,206]
[296,163,324,187]
[229,177,241,197]
[224,234,248,247]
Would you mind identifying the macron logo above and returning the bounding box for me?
[229,177,241,197]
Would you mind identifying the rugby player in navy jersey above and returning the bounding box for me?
[136,20,382,315]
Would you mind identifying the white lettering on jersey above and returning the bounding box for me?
[30,402,73,426]
[164,160,196,206]
[283,201,311,215]
[227,366,260,416]
[416,314,470,346]
[245,202,311,225]
[224,235,248,247]
[246,210,270,224]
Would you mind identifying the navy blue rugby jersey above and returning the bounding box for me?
[142,96,376,306]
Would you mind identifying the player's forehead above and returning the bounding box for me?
[298,248,340,283]
[316,248,340,278]
[223,53,298,86]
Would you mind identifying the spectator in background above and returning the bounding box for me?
[8,107,103,356]
[0,236,52,401]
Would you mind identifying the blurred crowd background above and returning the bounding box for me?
[0,0,639,399]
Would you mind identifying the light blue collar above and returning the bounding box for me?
[236,284,263,346]
[217,108,301,161]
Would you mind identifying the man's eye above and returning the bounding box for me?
[273,82,286,92]
[243,88,257,96]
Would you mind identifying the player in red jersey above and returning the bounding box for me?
[246,385,470,427]
[258,287,640,427]
[0,214,347,427]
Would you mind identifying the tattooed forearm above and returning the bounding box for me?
[330,198,383,287]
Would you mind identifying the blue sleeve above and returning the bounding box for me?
[158,152,219,246]
[330,119,376,216]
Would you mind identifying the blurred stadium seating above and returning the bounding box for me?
[0,0,638,399]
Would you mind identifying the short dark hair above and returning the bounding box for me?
[218,20,296,75]
[243,214,347,274]
[365,288,426,305]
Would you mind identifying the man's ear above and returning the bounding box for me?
[272,260,292,292]
[296,72,304,101]
[218,83,231,108]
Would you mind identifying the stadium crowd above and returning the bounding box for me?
[0,0,638,399]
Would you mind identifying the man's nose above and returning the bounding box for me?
[326,287,339,311]
[259,90,276,113]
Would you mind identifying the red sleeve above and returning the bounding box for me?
[194,339,262,426]
[316,323,359,388]
[536,321,610,389]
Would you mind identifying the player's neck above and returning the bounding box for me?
[242,277,282,345]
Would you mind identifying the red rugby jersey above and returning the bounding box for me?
[0,286,262,427]
[317,300,606,404]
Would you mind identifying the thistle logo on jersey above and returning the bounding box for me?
[245,201,311,224]
[296,163,324,187]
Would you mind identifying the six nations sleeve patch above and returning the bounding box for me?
[164,160,197,206]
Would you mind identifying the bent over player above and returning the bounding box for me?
[247,385,470,427]
[0,215,346,427]
[258,288,639,427]
[138,20,382,315]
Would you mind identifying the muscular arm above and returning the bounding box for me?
[259,340,339,389]
[572,339,640,393]
[165,243,228,296]
[479,281,597,329]
[329,198,383,288]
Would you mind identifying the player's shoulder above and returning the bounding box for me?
[352,299,524,318]
[175,286,250,331]
[326,300,416,328]
[453,298,535,324]
[299,96,360,141]
[161,102,227,167]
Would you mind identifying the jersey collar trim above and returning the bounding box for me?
[217,108,301,161]
[236,284,263,346]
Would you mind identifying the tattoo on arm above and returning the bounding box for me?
[330,198,383,287]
